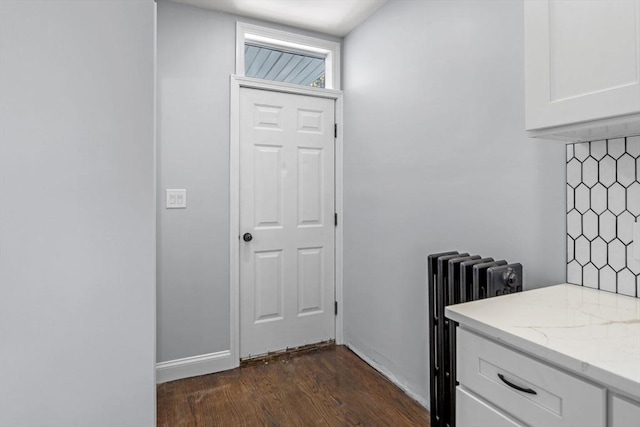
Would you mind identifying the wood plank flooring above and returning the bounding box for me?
[157,345,431,426]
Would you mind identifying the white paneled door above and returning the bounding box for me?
[239,88,335,358]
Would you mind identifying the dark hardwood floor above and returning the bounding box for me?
[157,345,431,426]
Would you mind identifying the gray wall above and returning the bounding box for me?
[0,1,156,425]
[342,0,566,404]
[156,0,233,361]
[156,0,341,362]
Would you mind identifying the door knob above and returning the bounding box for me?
[243,233,253,242]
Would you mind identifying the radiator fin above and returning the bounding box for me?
[428,251,523,427]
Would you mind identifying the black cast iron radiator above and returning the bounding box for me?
[428,251,523,427]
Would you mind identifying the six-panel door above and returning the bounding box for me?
[239,88,335,358]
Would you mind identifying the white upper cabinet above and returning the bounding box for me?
[525,0,640,142]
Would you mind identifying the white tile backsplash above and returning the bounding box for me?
[599,266,616,293]
[608,183,625,214]
[591,238,606,268]
[608,239,626,271]
[575,236,590,265]
[628,136,640,156]
[599,211,616,242]
[582,158,598,187]
[567,159,581,187]
[618,269,636,296]
[567,260,581,285]
[583,264,598,288]
[590,140,607,160]
[619,212,635,244]
[599,156,616,186]
[617,155,635,186]
[575,184,590,213]
[567,210,581,238]
[628,182,640,215]
[566,137,639,297]
[591,184,607,214]
[574,141,590,161]
[608,138,626,159]
[582,211,598,240]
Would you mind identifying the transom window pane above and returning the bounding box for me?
[244,44,326,88]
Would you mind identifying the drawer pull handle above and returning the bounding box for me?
[497,373,537,395]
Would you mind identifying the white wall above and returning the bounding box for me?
[0,1,156,425]
[342,0,566,405]
[155,0,341,364]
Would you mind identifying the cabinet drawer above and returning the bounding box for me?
[457,328,606,427]
[611,394,640,427]
[457,387,524,427]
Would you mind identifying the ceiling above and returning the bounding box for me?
[168,0,388,37]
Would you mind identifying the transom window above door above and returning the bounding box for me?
[245,44,326,88]
[236,22,341,90]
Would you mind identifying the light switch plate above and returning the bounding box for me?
[166,189,186,209]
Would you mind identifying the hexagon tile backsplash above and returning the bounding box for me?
[566,136,639,297]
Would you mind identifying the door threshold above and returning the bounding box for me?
[240,340,336,366]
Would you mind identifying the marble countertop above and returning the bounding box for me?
[445,284,640,399]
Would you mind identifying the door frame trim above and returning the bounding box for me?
[229,75,344,367]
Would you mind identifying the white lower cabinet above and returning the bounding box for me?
[456,328,608,427]
[446,285,640,427]
[457,387,523,427]
[611,394,640,427]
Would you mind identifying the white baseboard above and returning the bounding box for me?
[156,350,234,384]
[346,343,429,409]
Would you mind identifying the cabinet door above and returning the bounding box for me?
[525,0,640,131]
[456,387,524,427]
[611,395,640,427]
